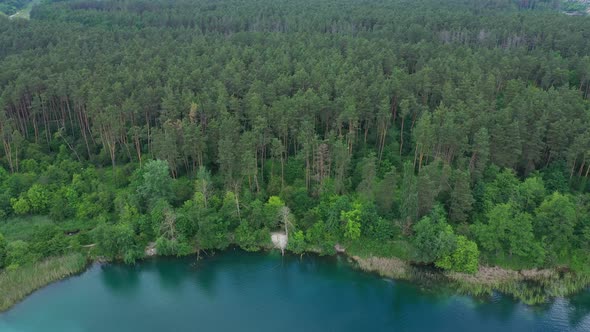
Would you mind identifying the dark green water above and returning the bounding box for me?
[1,251,590,332]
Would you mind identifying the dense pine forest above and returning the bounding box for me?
[1,0,590,296]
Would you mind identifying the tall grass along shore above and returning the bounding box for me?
[0,254,87,312]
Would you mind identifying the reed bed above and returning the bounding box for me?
[351,255,590,305]
[0,253,87,312]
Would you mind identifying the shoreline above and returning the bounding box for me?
[2,248,589,313]
[0,254,88,312]
[348,255,590,305]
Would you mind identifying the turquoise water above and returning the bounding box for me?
[1,250,589,332]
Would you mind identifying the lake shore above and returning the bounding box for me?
[0,254,87,312]
[349,254,590,305]
[2,247,589,313]
[4,250,584,331]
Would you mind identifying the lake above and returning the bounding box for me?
[1,250,589,332]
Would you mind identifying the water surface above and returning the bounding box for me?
[1,250,589,331]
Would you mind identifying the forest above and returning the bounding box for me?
[0,0,590,286]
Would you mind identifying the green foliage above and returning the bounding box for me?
[194,167,212,208]
[197,216,230,250]
[149,199,172,238]
[234,222,259,251]
[412,206,456,263]
[281,185,316,220]
[374,167,397,216]
[515,176,546,212]
[366,218,396,241]
[305,221,336,255]
[288,230,306,254]
[534,192,577,257]
[175,200,199,239]
[474,202,544,264]
[6,240,37,268]
[0,0,589,292]
[344,219,361,241]
[25,184,50,214]
[48,186,76,221]
[264,196,284,229]
[436,235,479,274]
[92,223,139,262]
[347,239,413,260]
[400,161,418,229]
[481,169,520,211]
[341,203,362,240]
[10,197,30,215]
[219,191,240,229]
[318,195,351,235]
[155,237,192,257]
[449,170,474,223]
[136,160,173,210]
[0,0,32,15]
[355,154,377,199]
[0,233,6,268]
[119,203,140,225]
[541,162,570,194]
[561,0,588,12]
[28,223,69,258]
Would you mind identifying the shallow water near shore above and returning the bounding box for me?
[1,250,589,332]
